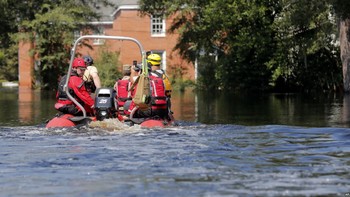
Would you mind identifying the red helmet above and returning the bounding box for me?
[72,58,86,68]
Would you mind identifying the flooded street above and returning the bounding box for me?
[0,88,349,196]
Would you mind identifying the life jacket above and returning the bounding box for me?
[85,81,96,93]
[152,70,172,97]
[149,73,167,109]
[56,75,75,104]
[55,75,77,114]
[125,80,138,116]
[83,66,97,93]
[115,79,132,113]
[56,74,88,109]
[127,73,167,114]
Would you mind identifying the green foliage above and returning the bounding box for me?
[331,0,350,19]
[18,1,96,89]
[290,46,341,92]
[0,0,113,88]
[0,44,18,81]
[140,0,342,93]
[94,47,122,87]
[169,63,195,92]
[0,50,5,80]
[140,0,279,91]
[0,0,24,81]
[196,55,218,90]
[270,0,341,92]
[0,0,345,92]
[0,1,18,48]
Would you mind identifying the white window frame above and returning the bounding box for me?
[151,15,166,37]
[93,26,105,45]
[73,30,81,42]
[161,51,167,70]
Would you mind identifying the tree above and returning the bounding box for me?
[0,0,58,81]
[140,0,280,91]
[0,0,24,81]
[20,0,114,89]
[331,0,350,92]
[271,0,341,92]
[0,0,113,87]
[139,0,342,92]
[94,46,122,87]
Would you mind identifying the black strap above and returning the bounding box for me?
[151,70,163,78]
[118,97,132,102]
[152,96,167,100]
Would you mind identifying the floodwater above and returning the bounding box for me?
[0,87,349,196]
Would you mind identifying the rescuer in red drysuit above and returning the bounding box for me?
[55,58,95,116]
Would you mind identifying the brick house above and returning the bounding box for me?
[18,0,195,88]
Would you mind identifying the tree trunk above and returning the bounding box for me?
[340,19,350,92]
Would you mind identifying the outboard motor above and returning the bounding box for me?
[94,88,116,121]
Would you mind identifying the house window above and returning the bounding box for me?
[73,30,81,42]
[151,15,165,37]
[93,26,105,45]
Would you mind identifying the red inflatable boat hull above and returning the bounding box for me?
[46,114,172,129]
[46,114,76,128]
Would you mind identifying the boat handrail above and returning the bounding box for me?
[64,35,146,118]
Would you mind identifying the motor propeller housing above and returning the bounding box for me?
[94,88,116,121]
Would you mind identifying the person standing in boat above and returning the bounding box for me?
[148,53,173,120]
[82,55,101,94]
[128,54,171,120]
[147,53,173,110]
[55,58,95,116]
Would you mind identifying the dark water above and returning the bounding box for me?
[0,88,349,196]
[1,88,350,127]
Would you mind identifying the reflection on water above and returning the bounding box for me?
[0,88,57,126]
[18,88,42,124]
[1,87,350,127]
[197,91,350,127]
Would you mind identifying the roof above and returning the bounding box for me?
[94,0,140,23]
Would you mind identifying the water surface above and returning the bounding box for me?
[1,123,349,196]
[0,88,349,196]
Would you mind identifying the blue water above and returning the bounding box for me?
[0,122,349,196]
[1,89,350,196]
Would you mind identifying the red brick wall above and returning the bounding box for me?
[19,9,195,88]
[78,10,195,80]
[18,40,34,88]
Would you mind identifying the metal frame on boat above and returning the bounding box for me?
[46,35,174,128]
[64,35,148,120]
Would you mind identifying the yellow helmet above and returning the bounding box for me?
[147,54,161,66]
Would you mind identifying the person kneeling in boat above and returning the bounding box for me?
[118,62,142,121]
[55,57,95,116]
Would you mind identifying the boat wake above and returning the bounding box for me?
[88,118,141,131]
